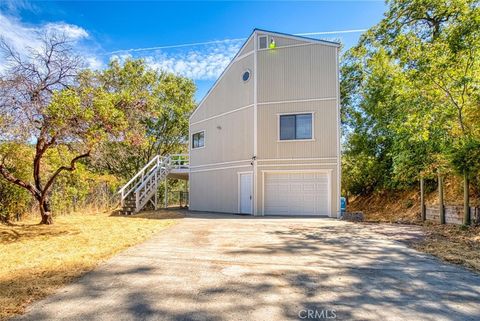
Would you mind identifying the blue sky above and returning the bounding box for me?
[0,1,386,100]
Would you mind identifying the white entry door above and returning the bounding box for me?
[239,172,253,214]
[264,171,331,216]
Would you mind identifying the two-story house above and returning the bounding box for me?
[188,29,340,217]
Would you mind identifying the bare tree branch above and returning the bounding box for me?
[0,163,41,198]
[40,151,91,204]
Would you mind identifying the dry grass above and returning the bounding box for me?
[348,190,422,223]
[414,223,480,272]
[0,209,183,321]
[348,176,480,224]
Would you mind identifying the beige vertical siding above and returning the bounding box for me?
[257,44,336,102]
[253,36,339,216]
[239,36,254,56]
[190,54,254,124]
[257,100,338,159]
[190,106,253,166]
[189,34,256,215]
[190,166,253,213]
[189,31,339,217]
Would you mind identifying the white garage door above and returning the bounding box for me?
[264,171,330,216]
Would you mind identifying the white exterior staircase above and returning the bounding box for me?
[118,154,189,214]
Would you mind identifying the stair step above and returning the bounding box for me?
[119,153,189,214]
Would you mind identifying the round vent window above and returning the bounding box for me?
[242,70,251,82]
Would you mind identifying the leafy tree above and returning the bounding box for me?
[0,142,120,223]
[341,0,479,197]
[89,59,196,179]
[0,143,33,223]
[0,34,142,224]
[449,139,480,178]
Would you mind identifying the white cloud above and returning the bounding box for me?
[0,12,246,82]
[85,56,104,70]
[0,11,241,81]
[43,22,89,40]
[0,13,40,52]
[110,39,243,80]
[0,13,89,60]
[0,0,35,14]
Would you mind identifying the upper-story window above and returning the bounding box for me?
[192,131,205,149]
[279,113,313,141]
[259,36,268,49]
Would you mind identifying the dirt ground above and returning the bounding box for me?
[414,223,480,271]
[349,191,480,273]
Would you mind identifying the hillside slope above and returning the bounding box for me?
[348,177,480,223]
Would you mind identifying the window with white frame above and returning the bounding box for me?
[192,131,205,149]
[259,36,268,49]
[279,113,313,140]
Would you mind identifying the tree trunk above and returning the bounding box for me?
[420,177,426,221]
[438,174,445,224]
[39,200,53,225]
[464,171,470,225]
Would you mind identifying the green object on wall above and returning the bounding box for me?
[269,38,276,49]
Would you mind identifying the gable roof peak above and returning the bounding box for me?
[252,28,340,47]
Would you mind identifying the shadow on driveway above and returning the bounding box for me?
[15,212,480,321]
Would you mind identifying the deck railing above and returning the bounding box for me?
[169,154,189,169]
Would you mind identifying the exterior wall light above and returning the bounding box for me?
[269,38,276,49]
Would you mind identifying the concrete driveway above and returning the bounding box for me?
[16,213,480,321]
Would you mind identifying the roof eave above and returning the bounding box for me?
[253,28,341,47]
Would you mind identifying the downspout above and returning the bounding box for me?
[253,32,258,216]
[336,46,341,219]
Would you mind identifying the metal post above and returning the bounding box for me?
[184,179,188,208]
[154,182,158,210]
[135,191,139,213]
[154,171,158,210]
[420,177,426,221]
[164,178,168,209]
[438,174,445,224]
[464,171,470,225]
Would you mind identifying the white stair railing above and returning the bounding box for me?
[134,156,171,211]
[118,155,161,207]
[118,154,188,213]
